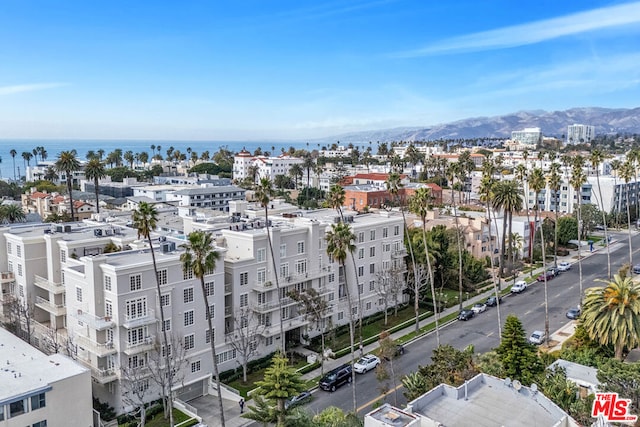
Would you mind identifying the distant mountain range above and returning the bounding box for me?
[320,107,640,144]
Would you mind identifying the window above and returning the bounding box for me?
[184,334,195,350]
[160,294,171,307]
[337,311,344,321]
[369,246,375,257]
[215,349,237,364]
[240,316,248,328]
[32,421,48,427]
[184,310,194,326]
[157,269,168,285]
[240,272,248,286]
[328,292,335,301]
[31,393,46,410]
[297,241,305,254]
[204,281,215,296]
[358,248,364,259]
[191,361,201,373]
[394,225,400,236]
[370,230,376,240]
[358,232,364,243]
[328,273,335,283]
[370,263,375,274]
[9,398,27,417]
[104,275,112,291]
[206,304,215,320]
[162,319,171,332]
[17,264,22,277]
[257,292,267,305]
[281,306,289,320]
[358,283,363,294]
[130,274,142,291]
[76,287,83,302]
[240,293,248,307]
[8,261,12,272]
[369,281,375,291]
[183,268,194,280]
[366,302,372,310]
[280,263,289,278]
[126,298,147,319]
[265,336,273,346]
[128,354,146,368]
[257,268,266,284]
[60,249,66,263]
[206,329,214,343]
[105,300,113,318]
[184,287,194,303]
[383,227,388,238]
[352,306,358,315]
[358,266,364,277]
[280,244,286,258]
[6,242,11,254]
[257,248,266,262]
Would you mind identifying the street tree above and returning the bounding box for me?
[227,307,266,382]
[495,315,542,384]
[289,288,331,376]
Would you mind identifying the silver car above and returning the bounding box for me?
[353,355,380,374]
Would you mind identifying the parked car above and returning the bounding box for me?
[285,391,312,409]
[471,302,487,314]
[633,264,640,274]
[384,344,406,361]
[319,364,352,392]
[353,354,381,374]
[511,280,528,293]
[557,262,572,272]
[485,295,503,307]
[529,330,546,345]
[537,271,555,282]
[566,307,581,320]
[547,267,559,277]
[458,309,475,321]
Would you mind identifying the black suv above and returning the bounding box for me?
[319,364,352,392]
[485,295,503,307]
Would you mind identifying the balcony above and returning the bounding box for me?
[391,247,407,258]
[224,283,232,295]
[225,306,232,316]
[254,297,297,313]
[124,336,155,355]
[75,310,115,331]
[35,296,66,317]
[77,360,119,384]
[122,309,156,329]
[33,274,65,294]
[283,266,332,284]
[1,271,15,284]
[75,334,117,357]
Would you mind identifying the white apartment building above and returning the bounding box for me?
[567,124,595,145]
[233,149,304,182]
[0,328,93,427]
[511,127,542,148]
[165,185,246,212]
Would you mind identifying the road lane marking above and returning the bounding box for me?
[357,383,404,413]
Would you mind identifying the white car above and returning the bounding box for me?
[511,280,527,294]
[353,355,380,374]
[557,262,571,272]
[529,330,546,345]
[471,302,487,314]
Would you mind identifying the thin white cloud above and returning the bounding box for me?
[0,83,68,96]
[396,1,640,57]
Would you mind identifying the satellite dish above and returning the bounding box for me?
[513,380,522,391]
[504,377,512,387]
[531,383,538,393]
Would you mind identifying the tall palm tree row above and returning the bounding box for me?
[84,159,106,215]
[619,160,635,265]
[570,158,587,307]
[254,178,285,352]
[180,231,226,427]
[529,168,550,344]
[514,164,532,260]
[445,162,464,310]
[589,149,612,278]
[10,149,17,181]
[325,221,358,413]
[55,151,81,221]
[492,181,522,281]
[546,163,562,268]
[131,203,175,426]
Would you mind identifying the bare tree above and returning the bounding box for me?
[226,308,266,383]
[374,266,405,325]
[289,287,331,376]
[376,331,400,406]
[3,298,34,344]
[121,365,154,427]
[41,326,63,355]
[406,263,433,321]
[147,333,189,421]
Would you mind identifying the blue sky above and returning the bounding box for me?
[1,0,639,141]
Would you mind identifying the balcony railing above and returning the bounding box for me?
[1,271,15,284]
[224,283,232,295]
[122,309,156,329]
[75,310,115,331]
[124,336,155,354]
[33,274,64,294]
[75,334,117,357]
[283,266,332,284]
[254,297,298,313]
[35,296,66,316]
[76,359,119,384]
[391,247,407,258]
[225,306,232,316]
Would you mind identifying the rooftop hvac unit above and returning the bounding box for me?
[56,225,64,233]
[161,241,176,253]
[94,229,103,237]
[64,225,72,233]
[104,228,113,236]
[158,236,167,242]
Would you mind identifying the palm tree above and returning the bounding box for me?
[492,181,523,280]
[570,158,587,307]
[10,149,17,181]
[0,204,26,223]
[180,231,225,426]
[446,162,464,310]
[84,159,106,215]
[254,178,285,351]
[325,221,358,413]
[514,164,532,261]
[288,163,303,190]
[590,149,612,278]
[547,163,562,268]
[302,155,315,199]
[582,272,640,359]
[21,151,33,170]
[131,203,175,426]
[408,187,439,344]
[55,151,80,221]
[124,150,135,169]
[619,160,634,265]
[529,167,550,344]
[610,159,623,227]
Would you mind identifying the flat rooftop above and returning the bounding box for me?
[0,328,88,404]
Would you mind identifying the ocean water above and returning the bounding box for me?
[0,139,314,181]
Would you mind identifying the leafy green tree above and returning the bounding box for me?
[376,331,400,406]
[311,406,362,427]
[188,162,224,175]
[289,288,331,376]
[242,395,276,427]
[582,272,640,360]
[402,371,429,401]
[495,315,543,384]
[253,351,307,427]
[180,231,225,427]
[597,358,640,411]
[474,350,504,378]
[296,187,324,208]
[541,366,594,425]
[556,217,578,246]
[105,166,137,182]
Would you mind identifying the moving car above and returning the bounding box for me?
[471,302,487,314]
[458,309,475,321]
[285,391,312,409]
[319,364,352,392]
[511,280,527,294]
[529,330,546,345]
[353,354,380,374]
[485,295,503,307]
[537,271,555,282]
[566,307,581,320]
[633,264,640,274]
[557,262,571,272]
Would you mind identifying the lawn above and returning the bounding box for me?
[121,408,198,427]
